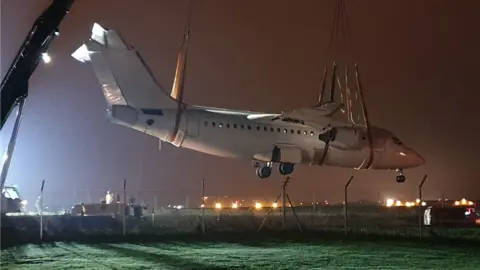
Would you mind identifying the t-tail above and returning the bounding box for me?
[71,15,191,145]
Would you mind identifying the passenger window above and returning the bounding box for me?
[247,125,252,130]
[303,131,307,135]
[256,126,260,131]
[297,130,301,134]
[264,126,268,131]
[204,121,208,127]
[233,124,237,129]
[277,128,281,132]
[212,122,216,127]
[270,127,274,132]
[290,129,294,134]
[310,131,314,136]
[240,124,244,129]
[283,129,287,133]
[219,123,223,128]
[226,123,230,128]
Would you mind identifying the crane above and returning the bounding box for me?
[0,0,75,192]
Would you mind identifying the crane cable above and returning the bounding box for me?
[327,0,354,57]
[323,0,375,170]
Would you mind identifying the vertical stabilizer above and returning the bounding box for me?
[71,23,178,110]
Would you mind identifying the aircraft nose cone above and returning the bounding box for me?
[410,150,425,167]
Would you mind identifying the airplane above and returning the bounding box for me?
[71,22,425,183]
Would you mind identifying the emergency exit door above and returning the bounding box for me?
[186,115,199,137]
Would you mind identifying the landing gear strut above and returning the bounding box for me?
[396,169,406,183]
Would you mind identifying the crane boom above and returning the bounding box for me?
[0,0,75,130]
[0,0,75,194]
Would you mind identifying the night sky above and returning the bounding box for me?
[2,0,480,207]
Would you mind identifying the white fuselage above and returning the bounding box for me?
[110,105,424,171]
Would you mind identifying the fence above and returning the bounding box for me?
[5,174,480,244]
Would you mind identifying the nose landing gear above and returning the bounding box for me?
[396,169,406,183]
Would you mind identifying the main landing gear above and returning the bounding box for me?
[396,168,406,183]
[253,161,295,179]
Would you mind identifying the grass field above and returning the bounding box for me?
[2,239,480,269]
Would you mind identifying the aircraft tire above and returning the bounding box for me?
[256,166,272,179]
[279,163,295,175]
[396,175,406,183]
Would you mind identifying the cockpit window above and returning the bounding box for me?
[392,136,403,145]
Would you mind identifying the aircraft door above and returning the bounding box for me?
[186,114,199,137]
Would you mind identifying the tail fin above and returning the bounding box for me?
[71,23,179,110]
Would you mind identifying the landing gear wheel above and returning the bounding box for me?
[256,166,272,179]
[396,175,406,183]
[279,163,295,175]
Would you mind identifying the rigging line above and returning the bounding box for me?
[339,0,348,40]
[341,0,354,49]
[334,0,342,49]
[327,0,341,55]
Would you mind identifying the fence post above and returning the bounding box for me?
[123,178,127,236]
[201,178,205,235]
[40,179,45,240]
[344,176,354,236]
[419,174,427,240]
